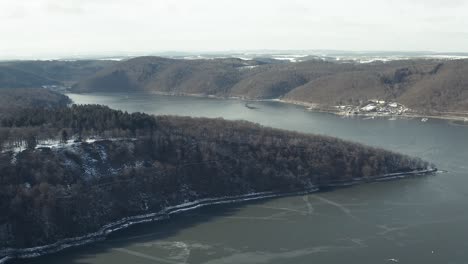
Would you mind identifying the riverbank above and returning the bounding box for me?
[277,99,468,122]
[0,168,436,264]
[138,91,468,122]
[0,190,318,264]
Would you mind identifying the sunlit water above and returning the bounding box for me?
[22,93,468,264]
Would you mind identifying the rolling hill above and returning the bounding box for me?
[2,56,466,114]
[0,60,117,88]
[0,66,59,89]
[72,56,468,114]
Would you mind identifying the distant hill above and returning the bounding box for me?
[397,60,468,113]
[72,56,264,94]
[3,57,466,114]
[0,66,59,88]
[0,60,117,88]
[72,56,468,114]
[0,88,71,112]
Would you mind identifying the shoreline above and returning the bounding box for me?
[0,190,318,264]
[276,99,468,122]
[105,91,468,122]
[0,168,436,264]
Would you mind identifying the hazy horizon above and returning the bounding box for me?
[2,49,468,61]
[1,0,468,59]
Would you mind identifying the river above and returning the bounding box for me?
[22,93,468,264]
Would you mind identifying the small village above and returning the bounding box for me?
[336,99,411,117]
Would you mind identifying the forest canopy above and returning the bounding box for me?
[0,91,431,250]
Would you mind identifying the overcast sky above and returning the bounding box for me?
[1,0,468,58]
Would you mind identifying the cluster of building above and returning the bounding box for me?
[337,99,410,117]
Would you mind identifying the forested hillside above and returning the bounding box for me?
[0,60,117,88]
[2,57,467,114]
[0,89,71,111]
[0,66,59,89]
[72,57,264,93]
[0,102,430,250]
[72,56,468,113]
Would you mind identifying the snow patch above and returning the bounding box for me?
[238,65,259,70]
[361,105,377,111]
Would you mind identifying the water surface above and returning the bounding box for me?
[25,93,468,264]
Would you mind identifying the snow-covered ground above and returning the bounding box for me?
[1,137,135,155]
[172,51,468,64]
[10,51,467,64]
[238,65,259,70]
[270,54,310,62]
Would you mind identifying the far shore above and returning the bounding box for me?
[126,91,468,122]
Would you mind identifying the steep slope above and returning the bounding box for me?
[284,60,442,105]
[398,60,468,113]
[284,71,388,105]
[230,60,358,98]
